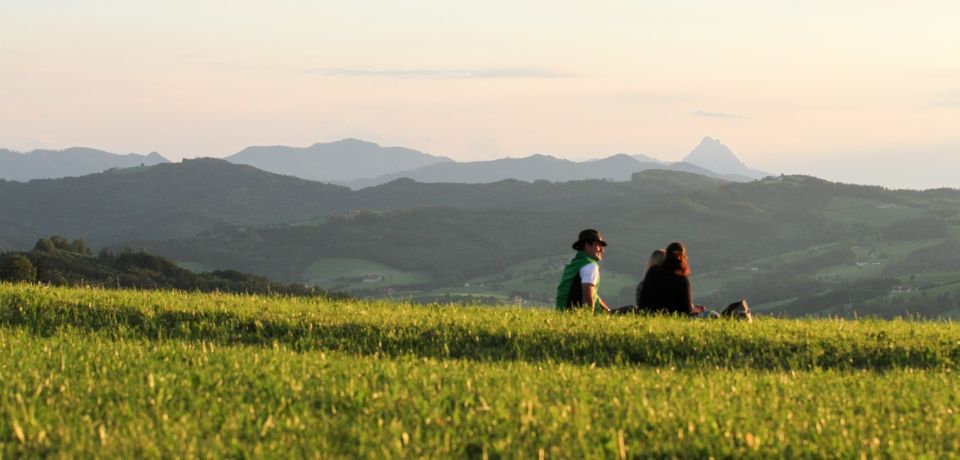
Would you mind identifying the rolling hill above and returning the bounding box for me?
[0,160,728,249]
[0,158,353,247]
[125,175,960,316]
[119,176,877,284]
[3,156,959,316]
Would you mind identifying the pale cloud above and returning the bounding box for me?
[605,92,692,104]
[690,110,746,119]
[305,67,574,79]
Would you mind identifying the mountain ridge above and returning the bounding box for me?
[0,147,169,182]
[225,138,452,182]
[1,137,767,186]
[344,153,754,188]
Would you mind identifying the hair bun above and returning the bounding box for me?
[666,242,685,254]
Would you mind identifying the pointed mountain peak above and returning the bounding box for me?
[145,152,170,161]
[682,137,750,176]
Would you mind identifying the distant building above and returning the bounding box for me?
[888,286,917,296]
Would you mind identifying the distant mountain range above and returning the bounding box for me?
[0,148,169,182]
[344,153,758,188]
[225,138,452,182]
[342,137,767,188]
[0,137,768,187]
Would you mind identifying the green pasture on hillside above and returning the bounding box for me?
[696,235,960,304]
[301,258,432,291]
[908,271,960,285]
[2,284,960,458]
[693,240,852,297]
[824,237,951,280]
[823,197,930,226]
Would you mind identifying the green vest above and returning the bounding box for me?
[555,251,601,313]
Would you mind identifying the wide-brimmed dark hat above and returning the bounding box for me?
[572,229,608,250]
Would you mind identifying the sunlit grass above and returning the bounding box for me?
[2,283,959,457]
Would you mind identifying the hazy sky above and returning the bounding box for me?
[2,1,958,189]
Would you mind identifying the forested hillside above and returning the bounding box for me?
[0,159,353,247]
[0,236,337,297]
[0,160,726,248]
[2,159,959,316]
[129,175,960,316]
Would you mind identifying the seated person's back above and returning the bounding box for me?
[638,243,694,315]
[635,248,666,307]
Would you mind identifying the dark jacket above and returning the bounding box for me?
[638,266,694,315]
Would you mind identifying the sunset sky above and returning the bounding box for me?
[2,1,958,188]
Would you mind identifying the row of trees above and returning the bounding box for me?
[0,236,346,299]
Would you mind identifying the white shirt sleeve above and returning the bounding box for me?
[580,262,599,285]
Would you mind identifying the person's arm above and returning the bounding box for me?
[582,284,610,312]
[681,277,700,315]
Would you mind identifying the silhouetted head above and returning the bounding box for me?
[645,249,666,273]
[662,242,690,277]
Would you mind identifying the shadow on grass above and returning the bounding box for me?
[2,296,958,370]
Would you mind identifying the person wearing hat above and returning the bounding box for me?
[555,229,611,313]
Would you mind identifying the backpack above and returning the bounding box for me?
[721,299,753,322]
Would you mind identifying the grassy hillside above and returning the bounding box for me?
[2,284,959,457]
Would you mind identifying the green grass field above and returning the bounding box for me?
[2,283,960,458]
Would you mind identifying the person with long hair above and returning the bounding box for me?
[638,242,704,315]
[639,242,752,320]
[635,248,666,307]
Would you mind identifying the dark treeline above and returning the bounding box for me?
[0,236,346,299]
